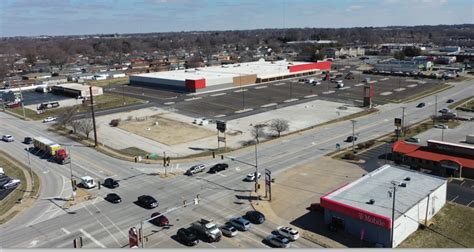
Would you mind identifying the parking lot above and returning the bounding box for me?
[447,179,474,208]
[21,90,71,106]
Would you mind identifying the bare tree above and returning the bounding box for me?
[58,105,78,128]
[78,118,94,139]
[251,124,266,144]
[69,120,82,134]
[270,119,289,137]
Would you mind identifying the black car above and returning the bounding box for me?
[103,178,119,189]
[137,195,158,209]
[177,227,199,246]
[245,210,266,224]
[416,102,425,108]
[345,136,358,142]
[23,137,33,144]
[446,99,454,103]
[208,163,228,173]
[105,193,121,203]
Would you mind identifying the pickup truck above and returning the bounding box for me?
[190,219,222,242]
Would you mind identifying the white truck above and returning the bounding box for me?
[80,176,96,189]
[190,219,222,242]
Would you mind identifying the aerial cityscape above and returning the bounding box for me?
[0,0,473,251]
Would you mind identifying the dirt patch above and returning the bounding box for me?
[62,188,94,209]
[399,203,474,248]
[118,114,215,145]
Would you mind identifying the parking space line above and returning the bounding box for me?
[184,97,202,101]
[261,103,277,108]
[79,229,106,248]
[216,172,227,177]
[467,200,473,207]
[450,195,459,202]
[61,228,71,235]
[254,86,268,89]
[274,83,286,86]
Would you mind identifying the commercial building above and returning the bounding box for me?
[392,139,474,179]
[320,164,446,248]
[372,59,432,73]
[51,83,103,98]
[129,59,331,93]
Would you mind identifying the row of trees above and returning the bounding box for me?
[251,119,290,144]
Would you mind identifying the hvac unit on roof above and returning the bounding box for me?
[366,199,375,205]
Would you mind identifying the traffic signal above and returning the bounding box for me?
[166,157,171,166]
[212,152,215,158]
[221,155,224,160]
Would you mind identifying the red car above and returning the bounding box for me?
[150,212,169,226]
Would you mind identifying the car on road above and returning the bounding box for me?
[105,193,122,204]
[220,224,238,237]
[244,172,261,182]
[185,164,206,176]
[177,227,199,246]
[313,81,321,86]
[42,117,57,123]
[434,124,449,129]
[345,136,358,142]
[277,226,300,241]
[23,137,33,144]
[2,135,14,142]
[137,195,158,209]
[103,178,119,189]
[404,137,421,143]
[150,212,169,227]
[438,108,451,114]
[1,179,21,189]
[446,99,454,103]
[208,163,228,173]
[416,102,425,108]
[265,234,291,248]
[229,217,251,231]
[245,211,265,224]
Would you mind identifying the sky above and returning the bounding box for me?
[0,0,472,37]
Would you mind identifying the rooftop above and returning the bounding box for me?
[322,165,446,219]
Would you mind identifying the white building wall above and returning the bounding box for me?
[206,76,233,86]
[392,181,447,247]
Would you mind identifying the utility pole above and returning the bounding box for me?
[68,146,75,200]
[27,150,34,193]
[19,85,26,120]
[441,128,445,141]
[390,184,397,248]
[351,120,356,154]
[254,142,259,193]
[401,107,406,136]
[434,95,438,124]
[89,86,98,147]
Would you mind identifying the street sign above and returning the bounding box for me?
[216,120,226,133]
[218,136,226,143]
[394,118,402,127]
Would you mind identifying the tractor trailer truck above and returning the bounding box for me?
[33,137,70,164]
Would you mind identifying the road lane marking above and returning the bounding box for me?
[322,91,335,94]
[214,114,226,118]
[81,203,122,246]
[303,94,318,98]
[235,108,253,114]
[80,229,106,248]
[164,102,175,105]
[216,172,227,177]
[210,93,226,97]
[284,98,299,103]
[184,97,202,101]
[234,89,248,93]
[467,200,473,207]
[254,86,268,89]
[61,228,71,235]
[274,83,286,86]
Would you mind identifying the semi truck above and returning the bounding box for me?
[33,137,70,164]
[190,219,222,242]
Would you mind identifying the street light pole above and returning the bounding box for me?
[254,142,259,193]
[434,95,438,124]
[401,106,406,136]
[27,150,34,193]
[441,128,445,141]
[390,185,397,248]
[68,146,75,200]
[351,120,356,154]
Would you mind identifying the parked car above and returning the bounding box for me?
[208,163,228,173]
[185,164,206,176]
[245,211,265,224]
[277,226,300,241]
[23,137,33,144]
[404,137,421,143]
[220,224,238,237]
[103,178,119,189]
[446,99,454,103]
[229,217,251,231]
[42,117,57,123]
[416,102,425,108]
[434,124,449,129]
[313,81,321,86]
[105,193,122,204]
[2,179,21,189]
[177,227,199,246]
[137,195,158,209]
[265,234,291,248]
[345,136,358,142]
[244,172,261,182]
[2,135,14,142]
[150,212,169,226]
[438,108,451,114]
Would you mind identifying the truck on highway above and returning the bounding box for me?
[33,137,70,164]
[190,218,222,242]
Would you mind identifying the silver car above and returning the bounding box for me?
[229,217,251,231]
[220,224,238,237]
[2,135,14,142]
[265,234,290,248]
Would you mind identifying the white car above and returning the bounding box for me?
[277,226,300,241]
[244,172,262,182]
[2,179,21,189]
[2,135,14,142]
[220,224,238,237]
[42,117,57,123]
[434,124,449,129]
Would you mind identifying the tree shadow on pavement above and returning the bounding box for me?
[290,210,373,248]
